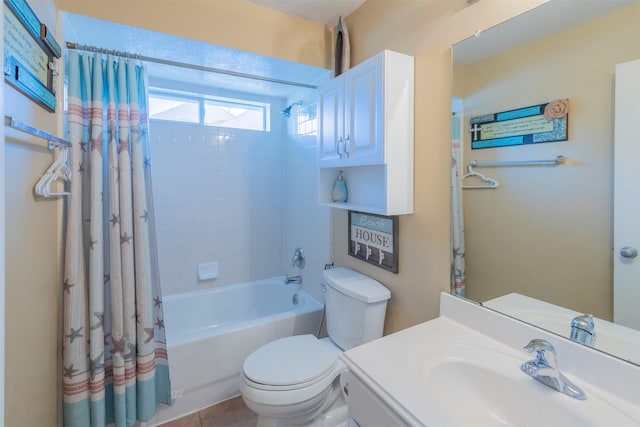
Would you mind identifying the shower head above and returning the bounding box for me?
[281,100,303,118]
[281,105,293,118]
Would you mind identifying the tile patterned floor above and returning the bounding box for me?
[157,396,258,427]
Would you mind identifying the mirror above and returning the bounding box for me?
[451,0,640,365]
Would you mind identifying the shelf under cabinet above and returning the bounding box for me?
[318,165,412,216]
[319,201,387,215]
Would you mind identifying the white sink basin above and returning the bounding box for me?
[430,361,590,426]
[417,342,637,427]
[342,303,640,427]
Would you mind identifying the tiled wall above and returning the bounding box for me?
[149,95,331,299]
[150,119,286,295]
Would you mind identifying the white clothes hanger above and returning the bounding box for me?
[462,163,500,189]
[35,147,71,197]
[47,148,71,196]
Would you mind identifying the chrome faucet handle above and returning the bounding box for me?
[524,338,555,354]
[523,339,556,367]
[521,338,587,400]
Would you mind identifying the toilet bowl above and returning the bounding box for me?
[240,268,391,427]
[240,335,347,426]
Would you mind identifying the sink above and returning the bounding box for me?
[341,295,640,427]
[429,361,591,426]
[414,342,639,427]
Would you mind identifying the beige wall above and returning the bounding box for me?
[3,1,62,425]
[457,5,640,319]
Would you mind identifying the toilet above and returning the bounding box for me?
[239,267,391,427]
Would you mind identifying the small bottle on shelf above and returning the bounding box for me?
[332,170,348,203]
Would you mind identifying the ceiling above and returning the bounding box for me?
[247,0,366,25]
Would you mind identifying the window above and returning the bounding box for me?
[204,98,269,131]
[149,89,270,131]
[149,93,199,123]
[296,103,317,136]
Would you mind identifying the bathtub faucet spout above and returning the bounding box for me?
[285,275,302,285]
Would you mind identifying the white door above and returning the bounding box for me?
[613,59,640,330]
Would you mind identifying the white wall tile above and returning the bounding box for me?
[150,95,330,300]
[151,118,285,294]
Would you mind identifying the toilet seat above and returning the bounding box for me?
[243,335,342,391]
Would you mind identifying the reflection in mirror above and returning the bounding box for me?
[451,0,640,365]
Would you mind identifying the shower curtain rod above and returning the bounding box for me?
[65,42,318,90]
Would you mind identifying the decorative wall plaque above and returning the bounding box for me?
[4,0,61,111]
[348,210,398,273]
[470,99,569,149]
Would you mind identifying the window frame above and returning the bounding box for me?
[148,87,271,132]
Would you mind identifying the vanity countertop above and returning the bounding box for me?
[342,316,520,424]
[340,293,640,427]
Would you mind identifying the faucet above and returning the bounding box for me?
[521,339,586,400]
[570,314,596,346]
[284,275,302,285]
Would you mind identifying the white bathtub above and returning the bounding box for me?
[148,277,323,425]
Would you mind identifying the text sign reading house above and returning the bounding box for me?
[470,99,569,149]
[4,0,61,111]
[348,211,398,273]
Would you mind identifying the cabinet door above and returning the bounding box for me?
[318,77,344,166]
[344,57,383,165]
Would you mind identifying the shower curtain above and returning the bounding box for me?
[62,51,171,427]
[451,111,466,297]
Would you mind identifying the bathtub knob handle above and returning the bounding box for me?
[292,247,306,269]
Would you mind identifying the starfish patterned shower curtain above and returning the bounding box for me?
[451,109,466,297]
[63,50,171,427]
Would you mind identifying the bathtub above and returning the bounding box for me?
[148,277,323,425]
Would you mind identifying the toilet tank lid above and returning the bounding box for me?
[323,268,391,303]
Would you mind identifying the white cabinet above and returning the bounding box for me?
[318,56,382,166]
[345,372,412,426]
[317,50,414,215]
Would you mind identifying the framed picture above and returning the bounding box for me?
[4,0,61,111]
[470,99,569,149]
[348,210,398,273]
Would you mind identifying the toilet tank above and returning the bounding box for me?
[323,268,391,350]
